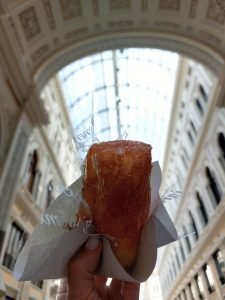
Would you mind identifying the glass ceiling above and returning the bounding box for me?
[58,48,179,167]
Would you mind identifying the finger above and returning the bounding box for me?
[110,279,122,295]
[94,276,108,298]
[67,237,102,299]
[121,281,140,300]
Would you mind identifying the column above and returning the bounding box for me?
[208,258,223,299]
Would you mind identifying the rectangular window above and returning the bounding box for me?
[202,264,215,293]
[3,223,26,271]
[213,250,225,285]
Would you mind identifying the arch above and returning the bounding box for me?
[33,32,224,93]
[205,166,221,206]
[196,191,208,226]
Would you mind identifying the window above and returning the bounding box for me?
[183,225,191,253]
[179,240,186,262]
[202,264,215,293]
[189,211,198,240]
[194,274,204,299]
[195,99,204,116]
[24,150,41,199]
[199,84,208,102]
[213,249,225,285]
[181,154,188,170]
[31,280,43,289]
[187,130,194,146]
[190,120,197,136]
[3,223,26,271]
[175,247,181,270]
[218,132,225,171]
[205,167,221,207]
[196,191,208,226]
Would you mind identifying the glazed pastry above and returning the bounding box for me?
[79,140,152,270]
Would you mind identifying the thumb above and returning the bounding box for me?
[67,237,102,299]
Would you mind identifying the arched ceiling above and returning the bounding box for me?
[1,0,225,92]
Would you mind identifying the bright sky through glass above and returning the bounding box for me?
[59,48,179,167]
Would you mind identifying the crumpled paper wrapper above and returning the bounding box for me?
[14,161,178,282]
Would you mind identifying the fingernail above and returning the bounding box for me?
[85,237,99,250]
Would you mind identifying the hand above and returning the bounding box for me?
[56,237,140,300]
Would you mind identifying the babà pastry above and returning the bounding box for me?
[78,140,152,270]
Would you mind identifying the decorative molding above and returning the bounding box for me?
[60,0,82,21]
[8,17,24,54]
[109,0,130,10]
[189,0,198,18]
[64,28,88,40]
[141,0,148,11]
[108,20,134,29]
[42,0,56,30]
[19,7,41,41]
[159,0,180,11]
[31,44,49,63]
[92,0,99,16]
[154,21,180,30]
[207,0,225,25]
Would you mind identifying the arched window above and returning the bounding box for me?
[196,191,208,226]
[24,150,41,199]
[189,210,198,240]
[190,120,197,136]
[218,132,225,171]
[187,130,194,146]
[199,84,208,102]
[205,167,221,207]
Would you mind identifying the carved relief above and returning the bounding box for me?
[92,0,99,15]
[141,0,148,11]
[19,7,41,41]
[206,0,225,25]
[189,0,198,18]
[159,0,180,11]
[109,0,130,9]
[31,44,49,63]
[60,0,82,20]
[65,28,88,40]
[8,17,24,53]
[53,37,60,46]
[42,0,56,30]
[108,20,134,28]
